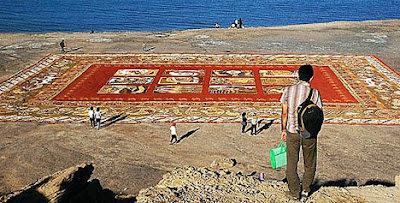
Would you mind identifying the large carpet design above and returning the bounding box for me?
[0,53,399,124]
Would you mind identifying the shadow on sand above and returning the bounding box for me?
[280,177,395,197]
[100,113,129,129]
[176,127,200,144]
[66,47,83,53]
[255,119,275,135]
[245,119,275,135]
[310,178,395,193]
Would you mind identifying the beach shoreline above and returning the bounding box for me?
[1,19,399,82]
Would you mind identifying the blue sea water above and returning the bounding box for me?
[0,0,399,33]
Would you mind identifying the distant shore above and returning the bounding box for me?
[1,19,399,81]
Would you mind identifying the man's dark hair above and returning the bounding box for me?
[298,65,314,82]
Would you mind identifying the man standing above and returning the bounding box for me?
[280,65,323,200]
[60,40,66,53]
[241,112,247,134]
[88,106,95,128]
[95,107,102,130]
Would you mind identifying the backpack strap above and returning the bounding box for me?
[306,88,314,102]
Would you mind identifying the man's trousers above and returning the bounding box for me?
[286,131,317,195]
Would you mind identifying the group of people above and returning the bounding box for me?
[230,18,243,28]
[168,65,323,201]
[88,107,102,130]
[241,112,260,135]
[215,18,244,29]
[86,64,322,201]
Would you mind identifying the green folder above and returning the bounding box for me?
[270,140,287,169]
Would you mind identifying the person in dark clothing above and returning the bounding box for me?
[60,40,66,53]
[95,107,102,130]
[241,112,247,133]
[239,18,243,28]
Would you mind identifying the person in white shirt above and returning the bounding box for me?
[170,123,178,144]
[250,113,258,135]
[88,106,95,128]
[94,107,102,130]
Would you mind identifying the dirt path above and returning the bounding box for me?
[0,122,398,196]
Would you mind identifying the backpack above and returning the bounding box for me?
[297,89,324,139]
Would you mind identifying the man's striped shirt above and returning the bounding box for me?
[280,81,323,134]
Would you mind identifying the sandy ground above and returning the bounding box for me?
[0,20,399,197]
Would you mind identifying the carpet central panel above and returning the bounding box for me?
[0,53,399,124]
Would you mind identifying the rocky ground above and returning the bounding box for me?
[1,162,399,202]
[0,20,400,201]
[137,159,400,202]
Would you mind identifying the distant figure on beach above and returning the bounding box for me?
[170,123,178,145]
[60,40,66,53]
[280,65,323,200]
[88,106,95,128]
[234,18,239,28]
[239,18,243,28]
[229,18,237,29]
[90,30,95,34]
[215,23,220,28]
[241,112,247,134]
[142,42,146,52]
[95,107,102,130]
[250,113,258,135]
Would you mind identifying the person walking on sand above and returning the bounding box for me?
[88,106,95,128]
[170,122,178,145]
[241,112,247,134]
[250,113,258,135]
[280,65,323,200]
[60,40,66,53]
[142,42,146,52]
[94,107,102,130]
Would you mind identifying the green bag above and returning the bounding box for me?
[270,140,287,169]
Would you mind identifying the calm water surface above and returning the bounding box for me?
[0,0,399,32]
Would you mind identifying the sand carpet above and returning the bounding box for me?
[0,53,399,124]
